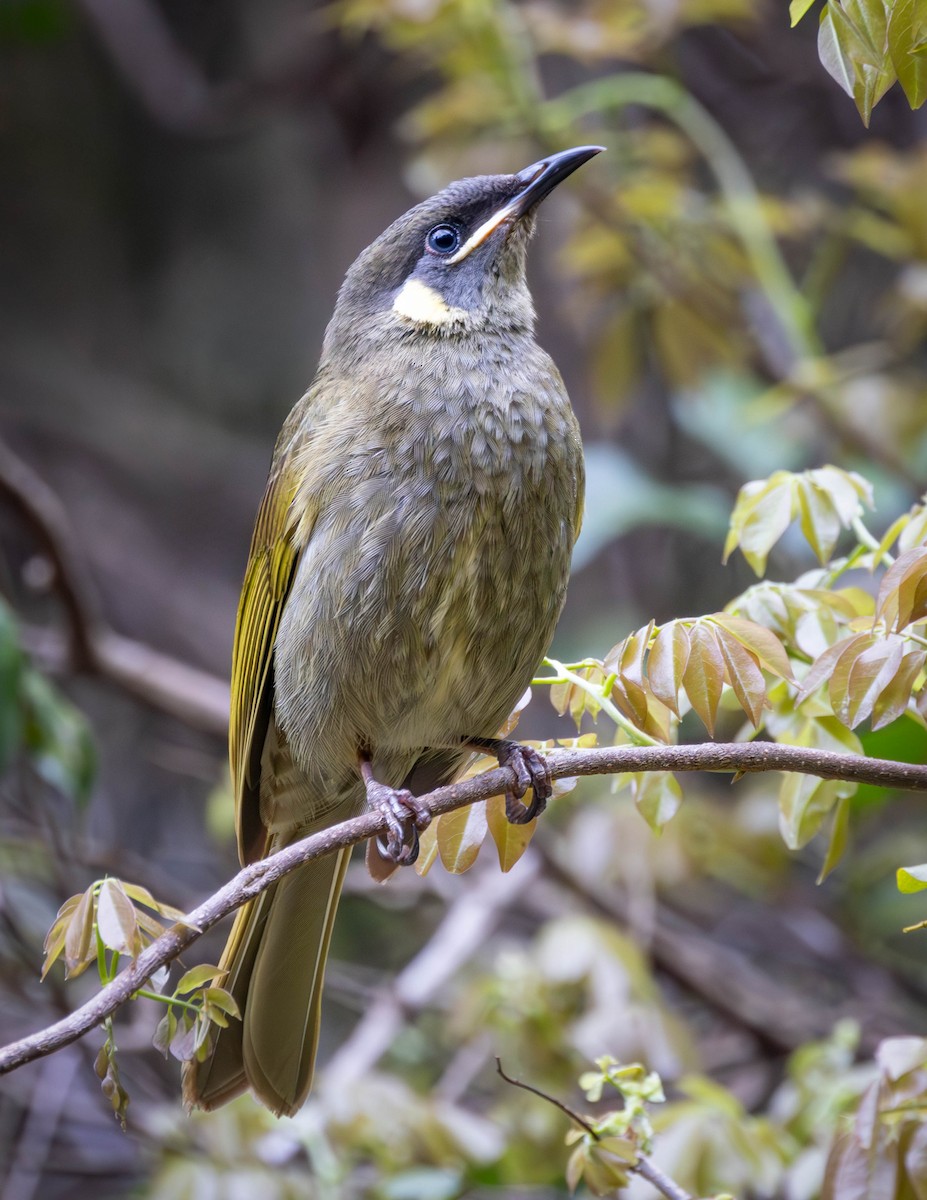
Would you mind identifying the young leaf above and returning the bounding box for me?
[682,623,725,735]
[63,885,97,978]
[875,546,927,630]
[96,878,141,958]
[710,614,793,680]
[714,626,768,726]
[175,963,225,995]
[779,774,853,850]
[818,794,851,882]
[647,622,690,717]
[791,0,820,25]
[898,863,927,893]
[840,637,905,728]
[486,794,536,872]
[871,649,925,729]
[631,771,682,833]
[797,478,842,564]
[436,801,488,873]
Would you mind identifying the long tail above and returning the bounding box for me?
[182,844,352,1116]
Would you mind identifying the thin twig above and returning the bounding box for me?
[495,1058,597,1136]
[495,1058,696,1200]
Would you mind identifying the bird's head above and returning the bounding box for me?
[322,145,604,358]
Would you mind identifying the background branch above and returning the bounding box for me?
[2,740,926,1077]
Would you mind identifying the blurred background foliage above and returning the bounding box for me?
[3,0,927,1196]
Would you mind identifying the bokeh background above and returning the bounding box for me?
[3,1,927,1197]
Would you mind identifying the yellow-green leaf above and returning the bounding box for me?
[486,794,536,872]
[436,802,488,873]
[818,794,851,882]
[791,0,820,25]
[176,964,225,995]
[871,649,926,729]
[898,863,927,893]
[632,771,682,833]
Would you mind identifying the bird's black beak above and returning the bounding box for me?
[510,145,606,217]
[446,145,605,264]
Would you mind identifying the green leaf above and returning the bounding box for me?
[897,863,927,893]
[797,479,842,563]
[486,794,535,872]
[818,794,851,882]
[819,4,858,96]
[779,774,854,849]
[889,0,927,108]
[791,0,820,25]
[632,771,682,833]
[175,963,225,995]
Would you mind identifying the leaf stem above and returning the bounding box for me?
[540,658,659,746]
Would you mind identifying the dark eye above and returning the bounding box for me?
[425,223,461,256]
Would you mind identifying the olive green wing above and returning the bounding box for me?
[229,463,304,865]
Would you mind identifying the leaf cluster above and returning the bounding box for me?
[42,877,239,1120]
[792,0,927,125]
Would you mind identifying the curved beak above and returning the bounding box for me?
[446,145,605,265]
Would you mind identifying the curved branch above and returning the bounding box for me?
[1,740,926,1077]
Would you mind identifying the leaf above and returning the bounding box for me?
[436,802,488,873]
[897,863,927,893]
[871,649,925,729]
[733,479,795,575]
[797,478,842,563]
[791,0,820,25]
[876,546,927,630]
[714,626,768,725]
[63,885,96,977]
[840,636,905,728]
[710,614,794,680]
[682,623,725,735]
[413,821,439,877]
[647,622,690,717]
[152,1010,177,1058]
[96,878,141,957]
[889,0,927,108]
[631,771,682,833]
[485,794,535,872]
[121,882,188,924]
[818,794,851,882]
[175,963,225,995]
[779,774,853,850]
[819,6,857,98]
[204,987,241,1019]
[797,631,871,705]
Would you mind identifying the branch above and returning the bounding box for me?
[1,740,926,1076]
[0,438,229,734]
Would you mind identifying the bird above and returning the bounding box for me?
[182,145,602,1116]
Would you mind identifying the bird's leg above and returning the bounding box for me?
[464,737,552,825]
[358,753,432,865]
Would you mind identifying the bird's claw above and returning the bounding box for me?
[497,740,552,825]
[367,781,431,865]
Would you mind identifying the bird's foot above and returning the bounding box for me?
[469,737,552,825]
[360,759,431,865]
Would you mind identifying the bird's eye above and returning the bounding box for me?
[425,224,462,256]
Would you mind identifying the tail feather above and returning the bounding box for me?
[183,845,352,1116]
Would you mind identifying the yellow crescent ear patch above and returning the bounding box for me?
[393,278,467,326]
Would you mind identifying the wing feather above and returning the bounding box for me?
[229,465,305,864]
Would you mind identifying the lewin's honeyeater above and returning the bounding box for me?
[183,145,603,1116]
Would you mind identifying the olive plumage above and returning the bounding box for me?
[183,146,601,1116]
